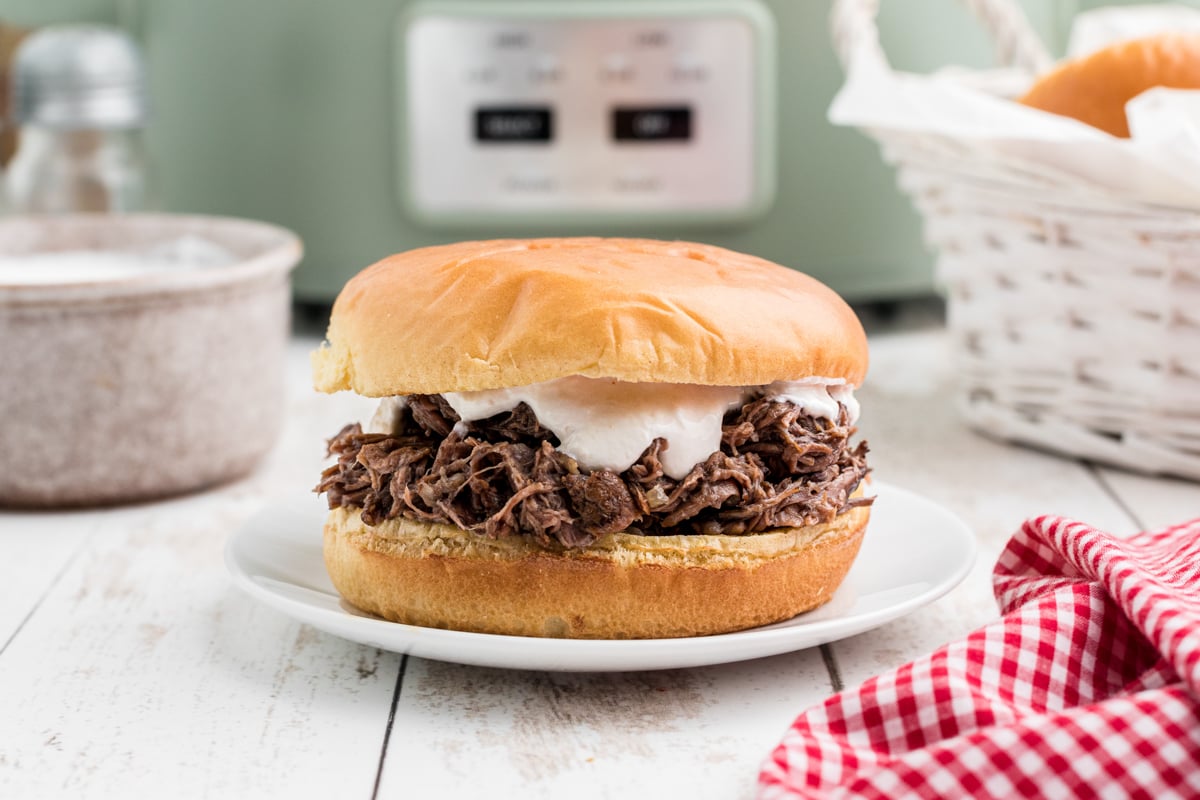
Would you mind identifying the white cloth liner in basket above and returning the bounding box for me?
[831,0,1200,481]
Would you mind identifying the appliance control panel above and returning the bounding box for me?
[398,2,775,223]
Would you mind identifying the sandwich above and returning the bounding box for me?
[312,238,873,639]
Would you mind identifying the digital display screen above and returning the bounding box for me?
[612,106,692,141]
[474,107,553,143]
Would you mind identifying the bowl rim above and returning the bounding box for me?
[0,213,303,302]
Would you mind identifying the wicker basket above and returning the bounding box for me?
[832,0,1200,481]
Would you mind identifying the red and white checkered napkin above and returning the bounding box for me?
[759,515,1200,799]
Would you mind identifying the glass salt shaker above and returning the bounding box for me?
[7,24,152,213]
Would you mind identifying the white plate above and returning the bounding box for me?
[225,482,975,672]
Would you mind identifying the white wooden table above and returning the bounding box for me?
[2,322,1195,799]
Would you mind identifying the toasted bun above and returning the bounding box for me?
[312,238,867,396]
[322,502,869,639]
[1019,33,1200,137]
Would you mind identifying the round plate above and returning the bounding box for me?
[225,482,975,672]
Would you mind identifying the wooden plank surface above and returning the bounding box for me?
[381,650,834,800]
[1094,468,1199,532]
[0,515,92,654]
[1,328,1194,799]
[0,492,401,797]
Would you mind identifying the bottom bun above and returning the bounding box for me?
[323,502,870,639]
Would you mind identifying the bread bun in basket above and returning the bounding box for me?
[1019,33,1200,137]
[324,502,870,639]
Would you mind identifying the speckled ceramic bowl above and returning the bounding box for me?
[0,214,302,507]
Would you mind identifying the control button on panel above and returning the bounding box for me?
[672,53,708,82]
[504,173,556,193]
[600,53,634,82]
[615,173,661,192]
[474,106,554,143]
[494,30,530,49]
[466,66,498,84]
[612,106,692,142]
[634,29,669,48]
[530,54,561,83]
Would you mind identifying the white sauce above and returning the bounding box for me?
[766,378,860,426]
[367,396,408,434]
[445,378,746,480]
[0,236,235,285]
[368,376,858,480]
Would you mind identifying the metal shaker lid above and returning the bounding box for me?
[12,24,148,129]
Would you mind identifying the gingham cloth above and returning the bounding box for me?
[759,515,1200,799]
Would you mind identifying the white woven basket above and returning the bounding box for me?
[832,0,1200,481]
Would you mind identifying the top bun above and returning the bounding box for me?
[1019,33,1200,137]
[313,238,867,396]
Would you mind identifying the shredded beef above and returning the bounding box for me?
[407,394,459,437]
[564,469,640,536]
[316,395,872,548]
